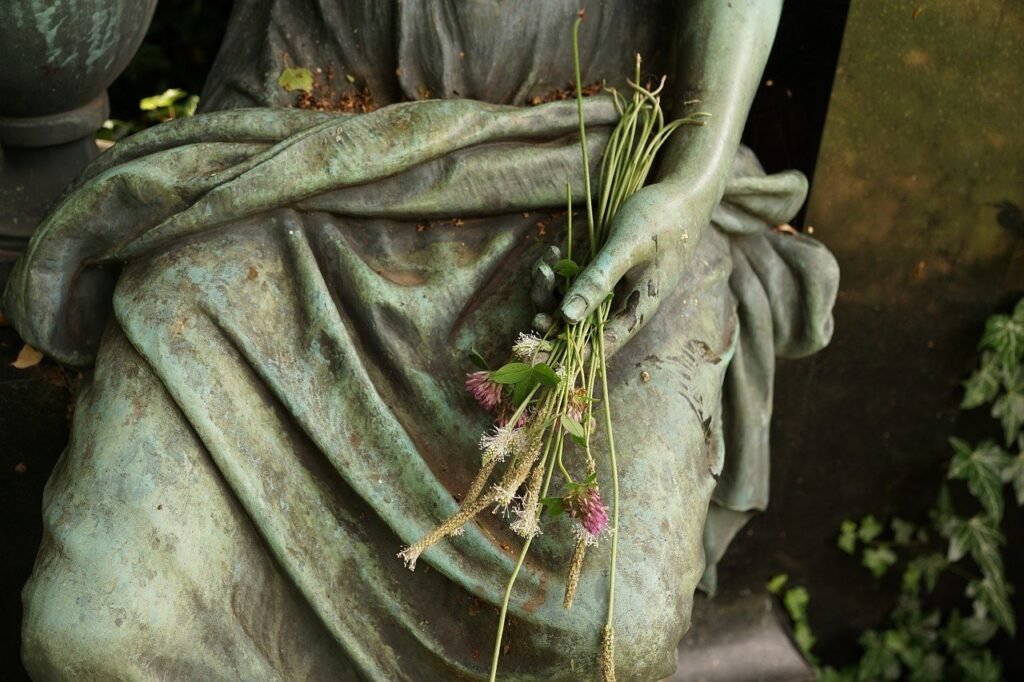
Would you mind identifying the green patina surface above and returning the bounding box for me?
[4,2,840,679]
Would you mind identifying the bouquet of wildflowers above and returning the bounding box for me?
[399,14,707,680]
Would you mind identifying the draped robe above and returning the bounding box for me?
[6,2,839,679]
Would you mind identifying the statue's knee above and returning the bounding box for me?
[21,571,105,679]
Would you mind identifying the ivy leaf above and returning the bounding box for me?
[944,609,998,651]
[955,649,1003,682]
[891,517,916,547]
[1000,451,1024,506]
[817,666,856,682]
[910,653,946,682]
[857,630,902,681]
[862,546,898,578]
[947,438,1011,522]
[961,352,1001,409]
[944,515,1005,584]
[490,362,534,384]
[553,258,581,278]
[967,577,1016,636]
[767,573,789,595]
[902,553,946,594]
[783,586,809,622]
[931,485,955,534]
[990,368,1024,445]
[277,67,314,93]
[857,514,884,543]
[792,621,817,662]
[837,520,858,554]
[979,312,1024,366]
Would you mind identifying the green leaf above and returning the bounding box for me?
[792,621,817,662]
[181,94,199,117]
[817,667,856,682]
[277,67,314,93]
[990,383,1024,446]
[961,353,1001,409]
[857,629,902,680]
[767,573,789,595]
[947,438,1011,522]
[862,546,898,578]
[967,577,1016,636]
[891,518,916,547]
[909,653,945,682]
[968,521,1005,583]
[512,377,537,407]
[858,514,884,543]
[838,520,858,554]
[944,609,998,651]
[783,586,810,622]
[139,88,187,111]
[540,496,565,516]
[881,627,908,652]
[955,649,1003,682]
[931,485,955,534]
[560,414,585,439]
[902,553,946,594]
[944,515,1005,585]
[553,258,581,278]
[531,363,560,387]
[1001,451,1024,506]
[468,350,489,371]
[979,312,1024,366]
[491,362,534,384]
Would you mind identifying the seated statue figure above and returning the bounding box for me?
[4,1,838,679]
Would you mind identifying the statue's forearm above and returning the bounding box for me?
[658,0,784,197]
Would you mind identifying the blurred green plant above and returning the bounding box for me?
[775,301,1024,682]
[98,88,198,142]
[768,573,818,663]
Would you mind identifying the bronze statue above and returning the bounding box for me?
[4,1,837,679]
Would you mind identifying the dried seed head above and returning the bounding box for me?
[563,536,587,609]
[600,625,616,682]
[510,464,545,539]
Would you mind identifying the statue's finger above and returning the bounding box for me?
[532,312,555,334]
[601,263,662,358]
[560,232,654,323]
[533,245,561,272]
[530,262,556,309]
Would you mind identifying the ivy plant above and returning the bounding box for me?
[778,300,1024,682]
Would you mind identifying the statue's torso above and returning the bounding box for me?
[202,0,675,111]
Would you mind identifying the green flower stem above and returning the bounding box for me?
[484,17,701,679]
[489,421,569,675]
[594,302,620,642]
[572,16,597,258]
[488,454,548,682]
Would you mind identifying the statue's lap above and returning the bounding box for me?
[22,212,736,680]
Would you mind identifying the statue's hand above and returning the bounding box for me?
[557,179,718,357]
